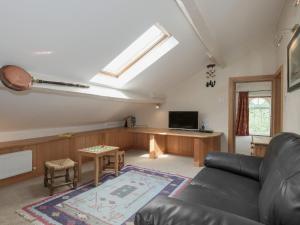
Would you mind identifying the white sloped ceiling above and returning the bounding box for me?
[0,0,286,134]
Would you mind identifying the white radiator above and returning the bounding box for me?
[0,150,32,179]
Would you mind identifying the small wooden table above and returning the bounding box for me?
[78,145,119,186]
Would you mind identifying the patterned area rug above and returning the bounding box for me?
[18,165,190,225]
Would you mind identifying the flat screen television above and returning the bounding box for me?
[169,111,198,130]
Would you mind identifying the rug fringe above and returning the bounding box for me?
[16,209,36,223]
[31,220,45,225]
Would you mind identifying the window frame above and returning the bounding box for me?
[248,96,272,137]
[101,25,171,78]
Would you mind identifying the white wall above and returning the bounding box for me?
[135,39,277,152]
[276,0,300,133]
[0,89,148,142]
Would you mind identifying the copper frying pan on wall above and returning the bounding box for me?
[0,65,89,91]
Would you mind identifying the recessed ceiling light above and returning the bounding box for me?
[33,51,53,55]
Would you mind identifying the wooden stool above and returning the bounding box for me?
[103,150,125,171]
[44,158,78,195]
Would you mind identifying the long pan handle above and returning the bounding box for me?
[33,79,90,88]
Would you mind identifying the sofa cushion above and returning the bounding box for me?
[175,168,260,221]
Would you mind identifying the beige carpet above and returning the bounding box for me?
[0,150,201,225]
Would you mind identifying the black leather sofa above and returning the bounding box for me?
[135,133,300,225]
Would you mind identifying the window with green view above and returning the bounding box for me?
[249,97,271,136]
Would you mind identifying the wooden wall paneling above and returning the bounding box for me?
[28,145,38,176]
[132,133,149,150]
[98,132,105,145]
[166,135,178,154]
[35,138,70,175]
[104,131,118,146]
[35,142,50,175]
[179,137,194,156]
[167,136,193,156]
[85,133,100,147]
[117,131,134,150]
[126,132,134,149]
[183,137,194,156]
[53,139,70,161]
[71,135,85,161]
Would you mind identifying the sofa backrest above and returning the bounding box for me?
[258,133,300,225]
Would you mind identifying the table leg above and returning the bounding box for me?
[78,154,82,182]
[99,156,102,177]
[94,156,99,186]
[115,150,119,176]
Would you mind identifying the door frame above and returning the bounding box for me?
[228,66,283,153]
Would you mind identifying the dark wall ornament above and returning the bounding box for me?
[206,64,216,87]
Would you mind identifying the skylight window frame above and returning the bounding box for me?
[100,24,171,78]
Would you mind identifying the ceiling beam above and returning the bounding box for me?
[176,0,225,67]
[0,72,164,104]
[31,84,164,104]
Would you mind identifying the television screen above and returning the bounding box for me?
[169,111,198,130]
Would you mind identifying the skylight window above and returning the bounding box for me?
[90,24,179,88]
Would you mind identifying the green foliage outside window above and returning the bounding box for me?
[249,97,271,136]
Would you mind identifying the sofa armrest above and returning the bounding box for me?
[134,196,264,225]
[204,152,262,180]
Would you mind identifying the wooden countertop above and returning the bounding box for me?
[124,127,223,138]
[0,135,67,150]
[0,127,222,150]
[0,128,117,150]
